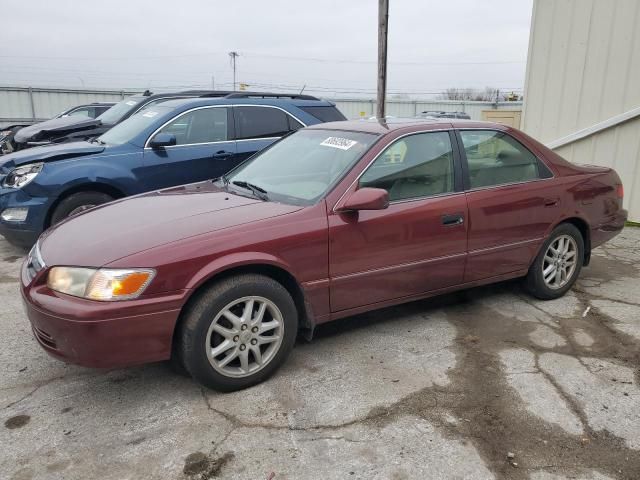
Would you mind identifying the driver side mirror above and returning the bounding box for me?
[149,133,177,149]
[338,187,389,212]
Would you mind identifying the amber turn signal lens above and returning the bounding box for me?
[112,272,152,296]
[85,269,156,301]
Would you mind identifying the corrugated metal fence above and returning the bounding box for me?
[0,86,137,126]
[335,98,522,121]
[0,85,522,127]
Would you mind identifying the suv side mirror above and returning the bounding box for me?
[149,133,176,149]
[339,187,389,211]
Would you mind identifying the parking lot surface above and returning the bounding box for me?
[1,228,639,480]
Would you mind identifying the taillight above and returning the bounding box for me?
[616,184,624,199]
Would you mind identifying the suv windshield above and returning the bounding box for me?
[226,129,379,205]
[96,96,145,125]
[98,106,173,146]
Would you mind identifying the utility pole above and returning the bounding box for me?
[229,51,239,91]
[377,0,389,120]
[211,75,215,90]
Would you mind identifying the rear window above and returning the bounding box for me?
[300,106,347,122]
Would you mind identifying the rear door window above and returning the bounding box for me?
[459,130,549,189]
[234,106,298,140]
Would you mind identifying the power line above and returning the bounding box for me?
[241,51,525,66]
[0,50,526,66]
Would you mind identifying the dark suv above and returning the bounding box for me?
[10,90,230,151]
[0,92,345,246]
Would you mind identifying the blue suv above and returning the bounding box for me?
[0,92,345,247]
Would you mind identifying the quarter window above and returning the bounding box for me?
[360,131,455,201]
[234,106,299,140]
[158,107,228,145]
[459,130,542,188]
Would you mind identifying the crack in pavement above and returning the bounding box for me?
[197,285,640,479]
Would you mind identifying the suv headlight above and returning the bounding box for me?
[47,267,155,301]
[2,163,43,188]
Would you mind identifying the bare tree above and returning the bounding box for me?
[439,87,505,102]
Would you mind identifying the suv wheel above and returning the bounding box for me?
[177,274,298,391]
[525,223,584,300]
[50,191,114,225]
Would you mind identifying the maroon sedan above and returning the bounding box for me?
[21,119,627,391]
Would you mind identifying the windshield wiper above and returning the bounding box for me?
[90,137,106,145]
[231,180,269,201]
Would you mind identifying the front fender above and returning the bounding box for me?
[185,251,298,291]
[28,151,144,198]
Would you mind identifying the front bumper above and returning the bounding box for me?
[0,187,50,248]
[21,261,187,369]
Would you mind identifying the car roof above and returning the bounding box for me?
[151,96,337,109]
[305,117,513,135]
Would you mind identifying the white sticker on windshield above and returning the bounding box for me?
[125,100,138,106]
[142,111,159,118]
[320,137,358,150]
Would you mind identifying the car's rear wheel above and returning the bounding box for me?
[50,191,114,225]
[177,274,298,391]
[525,223,584,300]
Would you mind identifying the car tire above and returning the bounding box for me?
[178,274,298,392]
[50,191,114,225]
[524,223,584,300]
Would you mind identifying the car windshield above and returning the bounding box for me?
[96,96,145,125]
[98,106,173,146]
[226,129,379,205]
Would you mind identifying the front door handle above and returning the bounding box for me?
[442,213,464,226]
[544,198,559,207]
[212,150,233,159]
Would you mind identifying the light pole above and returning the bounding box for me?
[377,0,389,120]
[229,51,239,91]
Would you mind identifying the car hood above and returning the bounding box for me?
[0,141,105,172]
[14,116,102,143]
[38,182,302,267]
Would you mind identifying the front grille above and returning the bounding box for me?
[33,326,57,350]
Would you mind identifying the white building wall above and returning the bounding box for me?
[522,0,640,221]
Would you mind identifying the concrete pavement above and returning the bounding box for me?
[1,228,639,480]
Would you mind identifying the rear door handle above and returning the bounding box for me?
[212,150,233,159]
[442,213,464,226]
[544,198,559,207]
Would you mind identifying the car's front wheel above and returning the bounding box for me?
[50,191,114,225]
[177,274,298,391]
[525,223,584,300]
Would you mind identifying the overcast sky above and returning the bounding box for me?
[2,0,533,98]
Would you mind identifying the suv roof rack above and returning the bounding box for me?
[223,91,320,101]
[179,90,236,97]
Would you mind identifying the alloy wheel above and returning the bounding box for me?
[68,204,96,217]
[542,234,578,289]
[205,296,284,378]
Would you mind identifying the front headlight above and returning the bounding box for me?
[47,267,155,301]
[2,163,43,188]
